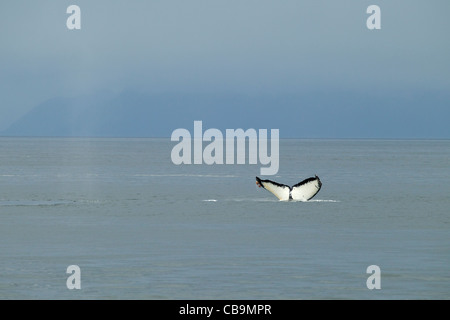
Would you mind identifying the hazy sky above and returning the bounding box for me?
[0,0,449,135]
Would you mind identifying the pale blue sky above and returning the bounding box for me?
[0,0,449,137]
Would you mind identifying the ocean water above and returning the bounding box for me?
[0,137,448,299]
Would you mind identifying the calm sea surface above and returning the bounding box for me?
[0,138,449,299]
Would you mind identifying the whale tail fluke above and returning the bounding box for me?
[256,175,322,201]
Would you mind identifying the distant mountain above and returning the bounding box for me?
[3,91,280,137]
[2,90,449,138]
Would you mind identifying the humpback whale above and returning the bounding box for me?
[256,175,322,201]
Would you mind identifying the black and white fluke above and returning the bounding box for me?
[256,175,322,201]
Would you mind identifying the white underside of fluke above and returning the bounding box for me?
[256,176,322,201]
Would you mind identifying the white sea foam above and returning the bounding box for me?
[134,174,238,178]
[304,199,340,203]
[0,200,75,207]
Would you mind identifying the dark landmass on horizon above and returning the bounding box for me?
[2,91,448,139]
